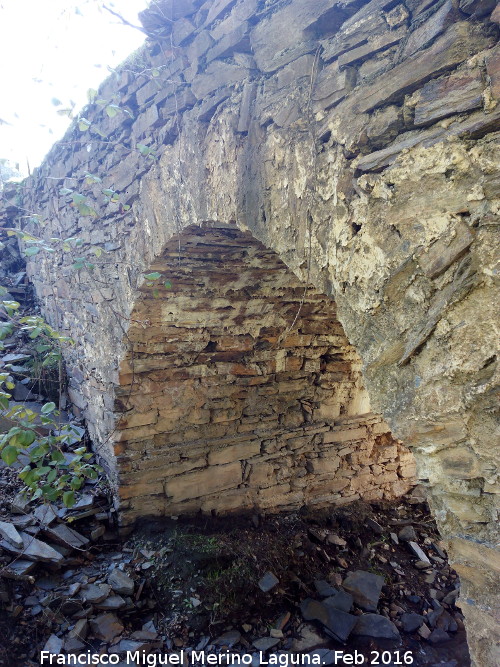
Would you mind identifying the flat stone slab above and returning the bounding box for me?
[80,583,111,604]
[401,612,425,633]
[408,541,431,564]
[352,613,400,640]
[300,598,357,643]
[342,570,385,612]
[90,613,124,642]
[108,568,135,595]
[0,532,63,564]
[258,571,279,592]
[252,637,281,651]
[323,589,353,613]
[0,520,23,549]
[43,523,89,549]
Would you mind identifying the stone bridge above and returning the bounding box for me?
[1,0,499,663]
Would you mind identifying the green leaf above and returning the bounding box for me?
[24,246,41,257]
[41,402,56,415]
[152,68,160,77]
[145,272,161,281]
[102,188,115,197]
[87,88,98,103]
[105,104,120,118]
[62,490,75,507]
[1,445,18,466]
[47,468,57,483]
[77,203,97,217]
[72,192,86,205]
[59,187,73,195]
[164,280,172,289]
[78,118,91,131]
[137,143,153,156]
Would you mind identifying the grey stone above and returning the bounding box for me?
[95,594,127,610]
[307,649,336,665]
[353,22,492,113]
[342,570,385,612]
[90,613,124,642]
[414,69,484,127]
[398,525,417,542]
[213,630,241,646]
[191,62,249,99]
[352,613,400,640]
[43,523,89,549]
[428,628,451,643]
[300,598,357,643]
[323,589,353,613]
[314,579,337,597]
[0,532,63,564]
[108,568,135,595]
[253,637,281,651]
[80,583,111,604]
[258,571,279,592]
[401,612,425,633]
[43,634,63,654]
[0,520,23,549]
[407,541,431,564]
[403,0,456,58]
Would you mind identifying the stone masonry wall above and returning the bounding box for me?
[1,0,499,664]
[115,224,414,521]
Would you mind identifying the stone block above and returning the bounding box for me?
[172,17,196,46]
[354,22,492,113]
[353,125,446,172]
[320,0,388,63]
[135,79,162,108]
[492,2,500,23]
[417,220,474,278]
[459,0,497,17]
[237,82,257,133]
[187,30,215,60]
[486,44,500,100]
[210,0,258,42]
[206,21,251,62]
[191,62,250,99]
[159,88,197,120]
[203,0,238,27]
[164,462,242,502]
[402,0,457,58]
[131,103,161,138]
[323,426,368,444]
[250,0,347,73]
[337,26,406,68]
[413,69,484,126]
[313,62,357,110]
[208,440,261,465]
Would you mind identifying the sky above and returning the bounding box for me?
[0,0,148,176]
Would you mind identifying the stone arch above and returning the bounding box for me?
[114,223,415,525]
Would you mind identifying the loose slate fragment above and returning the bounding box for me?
[43,523,89,549]
[408,541,431,564]
[108,568,135,595]
[0,532,63,564]
[352,613,400,640]
[342,570,385,612]
[300,598,357,643]
[0,520,24,549]
[258,571,279,592]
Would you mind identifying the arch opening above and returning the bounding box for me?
[115,223,416,525]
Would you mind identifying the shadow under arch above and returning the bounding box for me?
[114,222,416,525]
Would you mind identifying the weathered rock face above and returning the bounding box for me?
[115,223,414,521]
[2,0,499,663]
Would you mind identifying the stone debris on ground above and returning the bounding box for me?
[0,488,469,667]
